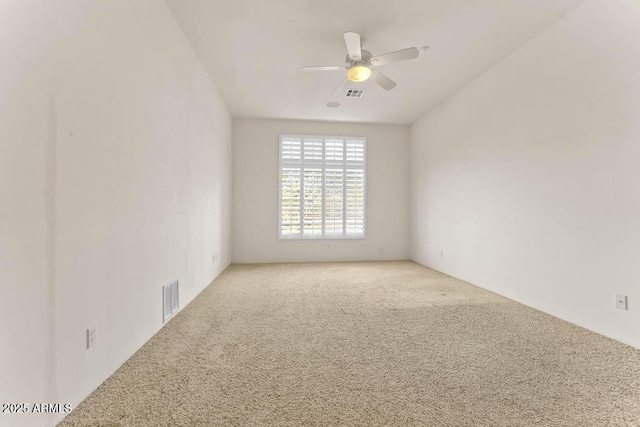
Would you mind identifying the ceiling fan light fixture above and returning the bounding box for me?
[347,65,371,82]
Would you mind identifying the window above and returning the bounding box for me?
[279,134,366,239]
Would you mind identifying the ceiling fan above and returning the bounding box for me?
[302,32,419,93]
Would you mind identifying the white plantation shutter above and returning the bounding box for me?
[281,137,301,161]
[280,168,301,235]
[325,138,344,163]
[324,169,344,235]
[346,139,365,164]
[303,168,323,235]
[279,134,366,239]
[303,138,323,162]
[346,169,365,235]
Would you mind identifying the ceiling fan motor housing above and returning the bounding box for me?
[345,49,373,67]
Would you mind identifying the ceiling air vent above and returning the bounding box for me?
[345,89,365,98]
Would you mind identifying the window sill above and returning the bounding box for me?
[278,235,366,241]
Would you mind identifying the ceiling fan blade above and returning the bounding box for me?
[370,47,419,66]
[331,77,349,96]
[302,65,347,71]
[371,69,397,91]
[344,32,362,61]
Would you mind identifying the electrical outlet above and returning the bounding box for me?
[616,294,628,310]
[212,253,218,263]
[87,327,97,349]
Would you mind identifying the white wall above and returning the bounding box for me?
[233,118,409,263]
[0,3,55,426]
[410,0,640,349]
[0,2,232,426]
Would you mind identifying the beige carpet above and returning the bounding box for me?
[59,261,640,426]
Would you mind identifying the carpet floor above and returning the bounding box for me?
[59,261,640,426]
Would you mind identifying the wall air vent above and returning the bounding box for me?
[163,280,179,323]
[345,89,365,98]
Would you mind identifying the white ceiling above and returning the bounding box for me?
[166,0,584,124]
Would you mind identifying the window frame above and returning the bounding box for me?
[278,133,367,240]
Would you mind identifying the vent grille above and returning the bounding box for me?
[345,89,365,98]
[163,280,179,323]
